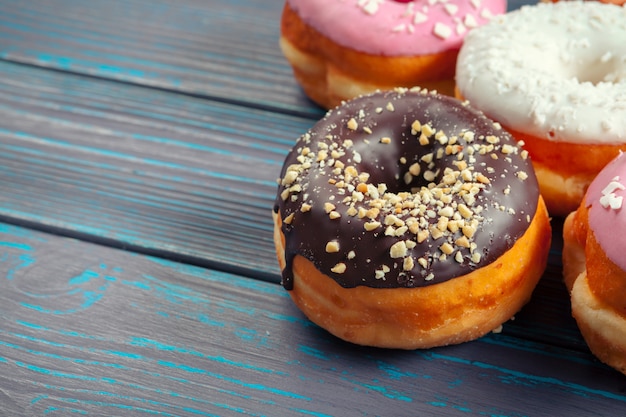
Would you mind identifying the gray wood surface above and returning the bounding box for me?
[2,222,626,417]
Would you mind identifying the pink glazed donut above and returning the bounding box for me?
[279,0,507,109]
[563,152,626,375]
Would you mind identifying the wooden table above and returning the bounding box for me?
[1,1,624,415]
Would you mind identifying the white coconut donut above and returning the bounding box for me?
[455,1,626,216]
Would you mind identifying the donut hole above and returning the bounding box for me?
[395,159,444,195]
[573,53,625,85]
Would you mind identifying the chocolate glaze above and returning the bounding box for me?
[274,88,540,289]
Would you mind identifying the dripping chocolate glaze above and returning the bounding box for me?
[273,88,540,290]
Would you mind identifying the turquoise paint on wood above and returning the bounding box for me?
[0,0,623,415]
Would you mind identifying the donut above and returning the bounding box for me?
[545,0,626,6]
[272,88,552,349]
[455,1,626,217]
[279,0,506,109]
[563,152,626,375]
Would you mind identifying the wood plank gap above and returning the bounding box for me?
[0,213,282,285]
[0,58,326,120]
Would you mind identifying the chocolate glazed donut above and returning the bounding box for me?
[274,88,540,291]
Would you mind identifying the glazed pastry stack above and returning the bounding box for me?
[274,0,626,376]
[563,152,626,375]
[454,0,626,376]
[280,0,506,109]
[455,1,626,216]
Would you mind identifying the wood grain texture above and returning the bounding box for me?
[0,0,533,118]
[1,222,626,417]
[0,59,589,355]
[0,0,325,118]
[1,0,625,415]
[0,60,313,281]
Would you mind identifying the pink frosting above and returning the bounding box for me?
[286,0,507,56]
[586,152,626,271]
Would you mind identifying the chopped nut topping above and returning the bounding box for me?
[471,252,481,263]
[326,241,340,253]
[283,213,295,225]
[277,91,534,288]
[390,241,408,258]
[457,203,473,219]
[403,256,415,271]
[364,221,381,231]
[411,120,422,134]
[440,242,454,255]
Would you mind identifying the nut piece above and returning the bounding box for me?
[390,241,408,258]
[325,241,340,253]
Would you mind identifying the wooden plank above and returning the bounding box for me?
[0,59,313,281]
[1,222,625,417]
[0,60,588,354]
[0,0,534,117]
[0,0,324,118]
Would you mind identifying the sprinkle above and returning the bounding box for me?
[413,12,428,25]
[359,0,382,15]
[481,8,494,19]
[433,22,452,40]
[444,4,458,15]
[599,176,625,210]
[464,14,478,28]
